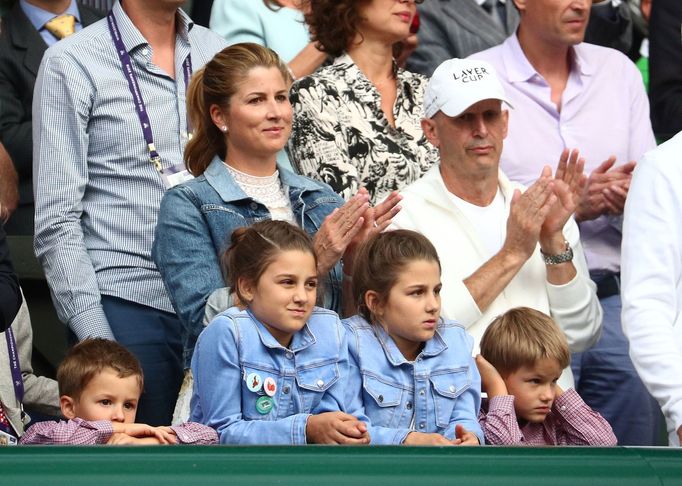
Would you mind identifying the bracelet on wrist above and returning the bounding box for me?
[540,240,574,265]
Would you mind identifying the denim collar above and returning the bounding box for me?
[247,309,316,353]
[204,156,325,203]
[373,320,448,366]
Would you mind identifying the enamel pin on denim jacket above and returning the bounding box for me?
[153,156,344,367]
[343,315,484,445]
[190,306,349,444]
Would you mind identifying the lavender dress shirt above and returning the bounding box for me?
[471,35,656,272]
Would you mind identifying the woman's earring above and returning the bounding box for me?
[220,125,228,133]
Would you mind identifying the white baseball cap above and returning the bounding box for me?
[423,58,512,119]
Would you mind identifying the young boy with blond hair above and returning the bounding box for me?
[20,339,217,445]
[476,307,616,446]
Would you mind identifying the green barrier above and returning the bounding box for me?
[1,446,681,485]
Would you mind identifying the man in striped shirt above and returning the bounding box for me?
[32,0,226,425]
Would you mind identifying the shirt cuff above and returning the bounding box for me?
[296,414,312,445]
[545,271,595,312]
[69,306,115,341]
[488,394,516,412]
[552,388,584,418]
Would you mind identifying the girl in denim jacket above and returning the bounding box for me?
[343,230,484,445]
[191,220,370,445]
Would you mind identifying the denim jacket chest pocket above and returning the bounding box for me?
[295,193,343,230]
[240,363,284,421]
[362,374,406,428]
[430,368,471,428]
[295,360,340,411]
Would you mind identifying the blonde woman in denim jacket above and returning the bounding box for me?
[152,44,400,421]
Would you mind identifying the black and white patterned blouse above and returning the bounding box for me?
[287,54,439,204]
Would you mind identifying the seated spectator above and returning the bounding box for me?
[476,307,617,446]
[209,0,327,170]
[20,338,217,445]
[622,131,682,446]
[191,221,369,445]
[470,0,658,446]
[344,230,483,446]
[0,223,21,332]
[408,0,634,77]
[1,294,61,444]
[153,43,399,420]
[390,58,602,390]
[287,0,438,204]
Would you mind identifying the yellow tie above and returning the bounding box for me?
[44,14,76,40]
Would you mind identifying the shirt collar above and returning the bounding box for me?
[110,1,194,53]
[204,156,327,203]
[503,33,593,84]
[372,320,448,366]
[247,309,316,353]
[20,0,80,31]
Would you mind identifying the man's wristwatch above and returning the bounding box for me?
[541,241,574,265]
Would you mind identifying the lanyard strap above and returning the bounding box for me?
[107,10,192,172]
[5,327,24,407]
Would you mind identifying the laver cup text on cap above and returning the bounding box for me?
[453,67,490,83]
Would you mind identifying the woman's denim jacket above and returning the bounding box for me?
[190,306,348,444]
[152,156,344,367]
[343,315,484,445]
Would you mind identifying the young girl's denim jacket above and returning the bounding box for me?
[152,156,344,367]
[343,315,484,445]
[191,306,349,444]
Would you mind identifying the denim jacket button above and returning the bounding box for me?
[419,390,425,396]
[250,202,258,210]
[406,402,412,410]
[285,352,294,360]
[316,379,324,388]
[378,395,384,403]
[449,385,456,393]
[419,422,425,429]
[282,385,291,394]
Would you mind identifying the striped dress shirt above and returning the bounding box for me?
[32,1,227,340]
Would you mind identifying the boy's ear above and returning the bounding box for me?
[60,395,78,420]
[364,290,384,318]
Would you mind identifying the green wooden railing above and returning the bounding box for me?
[1,445,681,485]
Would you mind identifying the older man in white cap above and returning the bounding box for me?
[391,58,602,388]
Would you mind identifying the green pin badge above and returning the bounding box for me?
[256,396,274,415]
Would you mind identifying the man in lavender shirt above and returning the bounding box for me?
[471,0,659,445]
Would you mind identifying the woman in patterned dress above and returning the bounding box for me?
[287,0,438,204]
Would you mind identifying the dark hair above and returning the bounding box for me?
[184,43,292,176]
[222,220,317,304]
[57,338,143,399]
[480,307,571,376]
[303,0,371,57]
[352,230,441,321]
